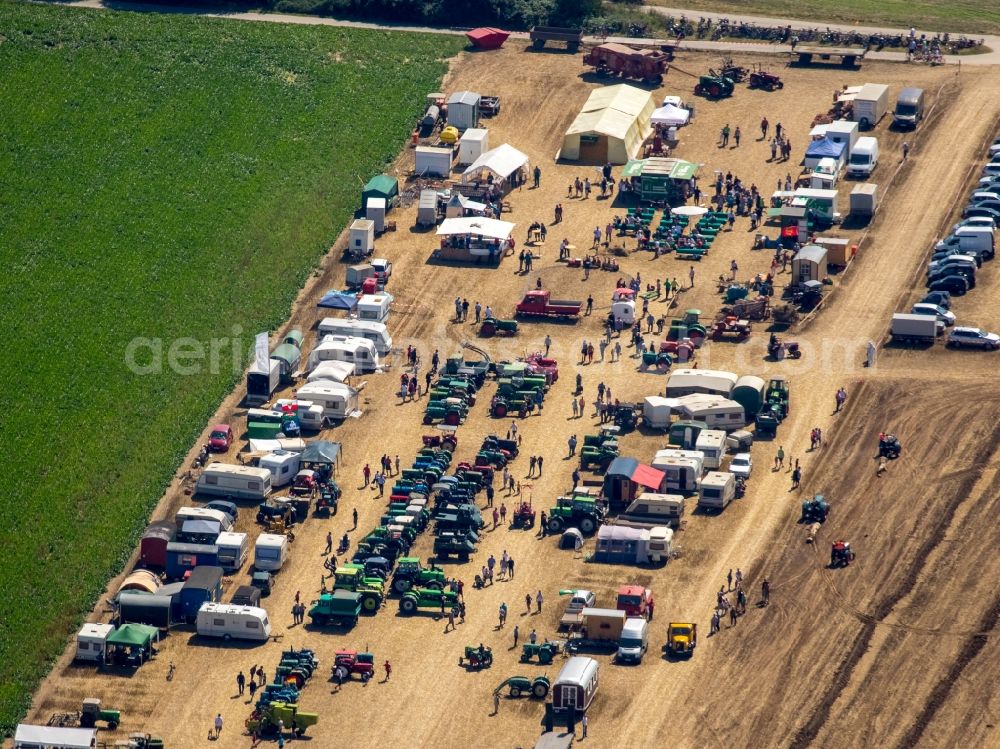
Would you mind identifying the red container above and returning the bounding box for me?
[466,27,510,50]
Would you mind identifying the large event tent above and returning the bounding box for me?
[561,84,656,164]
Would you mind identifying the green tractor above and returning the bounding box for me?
[479,317,519,338]
[391,557,446,594]
[308,591,362,627]
[398,587,460,615]
[694,72,735,98]
[78,698,120,729]
[245,702,318,737]
[114,734,164,749]
[546,495,605,535]
[494,675,550,700]
[333,567,385,613]
[520,640,563,665]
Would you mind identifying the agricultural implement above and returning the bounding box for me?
[245,702,318,737]
[494,675,550,699]
[717,57,748,82]
[583,43,670,86]
[332,649,375,683]
[520,640,563,665]
[711,317,752,341]
[398,587,460,615]
[113,734,164,749]
[830,540,856,568]
[748,64,783,90]
[459,644,493,669]
[391,557,446,594]
[529,26,583,53]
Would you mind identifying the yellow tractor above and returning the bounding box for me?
[666,622,697,657]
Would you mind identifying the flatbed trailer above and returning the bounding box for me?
[791,45,865,68]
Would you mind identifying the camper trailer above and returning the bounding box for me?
[647,526,673,564]
[254,533,290,572]
[196,602,272,642]
[75,623,114,663]
[296,382,360,420]
[258,450,302,487]
[694,430,727,469]
[677,397,745,431]
[698,471,736,511]
[246,359,281,406]
[650,457,701,494]
[195,464,272,501]
[616,492,685,529]
[552,657,599,713]
[666,369,738,397]
[642,396,679,429]
[356,293,393,323]
[317,318,393,355]
[215,531,249,571]
[307,336,379,374]
[668,420,708,449]
[174,506,233,532]
[653,449,705,475]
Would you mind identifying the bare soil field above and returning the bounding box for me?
[24,43,1000,749]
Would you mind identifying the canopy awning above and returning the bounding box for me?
[14,725,97,749]
[317,290,359,310]
[650,103,690,127]
[437,217,515,240]
[300,440,342,465]
[631,463,665,490]
[106,623,158,648]
[307,360,355,383]
[461,143,529,183]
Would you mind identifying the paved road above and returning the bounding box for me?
[57,0,1000,66]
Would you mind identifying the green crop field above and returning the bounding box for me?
[0,1,461,732]
[645,0,1000,35]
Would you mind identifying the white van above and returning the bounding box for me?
[317,318,393,355]
[175,506,233,532]
[694,430,727,469]
[616,618,649,664]
[647,526,674,563]
[356,293,393,323]
[651,457,700,494]
[215,532,249,571]
[254,533,289,571]
[259,450,302,487]
[847,136,879,177]
[196,463,272,501]
[296,382,360,420]
[955,226,996,258]
[196,602,271,642]
[308,335,379,374]
[698,471,736,511]
[617,493,685,530]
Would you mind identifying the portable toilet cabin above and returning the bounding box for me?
[75,623,114,663]
[215,531,249,572]
[731,375,766,417]
[792,244,829,284]
[139,521,175,570]
[259,450,302,488]
[458,128,489,165]
[447,91,481,130]
[349,219,375,259]
[694,429,727,469]
[415,146,453,178]
[366,197,386,233]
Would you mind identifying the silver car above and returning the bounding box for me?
[947,327,1000,350]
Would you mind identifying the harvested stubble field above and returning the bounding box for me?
[21,28,1000,749]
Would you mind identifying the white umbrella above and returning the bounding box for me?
[672,205,708,216]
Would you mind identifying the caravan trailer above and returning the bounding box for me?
[195,464,272,500]
[698,471,736,511]
[666,369,738,397]
[258,450,302,487]
[307,336,379,374]
[296,382,360,420]
[356,294,393,323]
[318,318,393,355]
[677,397,745,431]
[616,492,685,529]
[215,531,249,571]
[271,398,326,432]
[196,602,272,642]
[174,506,233,532]
[694,430,727,469]
[254,533,290,572]
[653,449,705,475]
[642,396,679,429]
[650,457,701,494]
[552,657,599,713]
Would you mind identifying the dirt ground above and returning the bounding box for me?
[24,43,1000,749]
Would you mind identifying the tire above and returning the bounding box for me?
[108,722,119,731]
[425,580,444,591]
[361,671,371,682]
[532,680,550,699]
[547,517,564,534]
[510,686,522,698]
[313,614,328,626]
[80,715,95,729]
[579,516,597,534]
[393,578,412,594]
[400,596,417,614]
[777,81,784,89]
[694,84,704,95]
[494,403,508,418]
[709,84,721,97]
[361,594,380,612]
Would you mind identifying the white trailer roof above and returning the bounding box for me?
[14,724,97,749]
[436,216,515,240]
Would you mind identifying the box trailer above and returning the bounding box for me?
[117,592,175,629]
[698,471,736,511]
[642,395,679,429]
[255,533,290,572]
[458,128,489,164]
[165,541,220,580]
[180,566,224,623]
[14,725,97,749]
[346,263,375,289]
[349,218,375,259]
[552,656,599,713]
[195,463,272,501]
[417,189,441,227]
[196,602,272,642]
[216,531,249,572]
[891,313,942,344]
[694,429,728,469]
[318,318,393,355]
[231,584,262,607]
[259,450,302,488]
[139,521,175,569]
[850,182,878,216]
[414,146,453,178]
[852,83,889,130]
[246,358,280,406]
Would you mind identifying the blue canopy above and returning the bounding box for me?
[317,290,358,310]
[805,138,845,159]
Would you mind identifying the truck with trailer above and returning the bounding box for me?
[890,313,943,344]
[515,290,582,320]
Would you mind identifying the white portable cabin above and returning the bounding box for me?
[417,189,440,227]
[307,336,379,374]
[552,656,599,713]
[356,293,392,323]
[650,456,701,494]
[793,244,829,283]
[447,91,481,130]
[366,197,386,233]
[653,449,705,475]
[196,463,272,500]
[196,602,271,642]
[679,398,746,432]
[694,429,727,469]
[14,725,97,749]
[349,219,375,258]
[642,396,679,429]
[254,533,289,571]
[458,128,489,165]
[215,531,249,571]
[318,317,393,354]
[175,506,233,531]
[666,369,738,397]
[698,471,736,510]
[259,450,302,487]
[793,188,839,224]
[296,382,360,420]
[75,623,114,662]
[414,146,453,178]
[823,119,859,155]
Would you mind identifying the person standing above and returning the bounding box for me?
[535,590,544,613]
[529,455,537,477]
[508,556,515,579]
[248,678,257,703]
[533,165,541,188]
[760,117,769,139]
[536,456,543,476]
[902,142,910,160]
[572,397,579,418]
[835,387,847,412]
[727,568,733,591]
[568,435,577,456]
[791,465,802,489]
[544,334,552,356]
[525,592,532,613]
[214,714,223,739]
[775,445,785,470]
[762,578,771,605]
[688,265,696,288]
[474,301,482,323]
[730,606,738,627]
[237,671,246,696]
[384,660,392,681]
[513,624,520,648]
[582,714,589,739]
[734,126,741,147]
[324,531,333,555]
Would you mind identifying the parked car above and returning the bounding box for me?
[729,453,753,479]
[927,266,975,289]
[964,205,1000,220]
[205,500,239,525]
[967,199,1000,214]
[947,327,1000,350]
[928,254,980,272]
[981,163,1000,177]
[921,291,952,309]
[928,275,969,295]
[932,250,983,267]
[208,424,233,452]
[954,215,997,231]
[910,303,956,326]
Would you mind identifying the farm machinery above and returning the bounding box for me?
[245,702,318,737]
[755,377,790,436]
[49,698,121,730]
[748,64,784,90]
[801,494,830,523]
[546,494,605,535]
[113,734,164,749]
[308,591,362,628]
[520,640,563,665]
[878,433,901,459]
[433,531,478,561]
[391,557,446,593]
[494,675,551,700]
[711,317,752,341]
[830,540,856,568]
[398,586,460,615]
[583,43,671,86]
[717,57,748,82]
[694,72,735,99]
[580,432,619,470]
[459,644,493,669]
[479,316,519,338]
[665,622,698,658]
[491,370,548,418]
[332,567,385,613]
[331,649,375,683]
[767,333,802,360]
[510,498,537,529]
[273,648,321,690]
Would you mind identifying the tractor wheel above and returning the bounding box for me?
[459,552,470,562]
[480,322,496,338]
[494,403,508,418]
[361,594,380,612]
[400,596,418,615]
[393,578,412,594]
[547,516,564,534]
[334,666,349,683]
[580,516,597,534]
[80,714,96,729]
[694,84,703,95]
[510,686,522,698]
[776,81,784,89]
[532,680,550,699]
[425,580,444,591]
[361,671,372,683]
[312,613,327,626]
[709,84,721,97]
[108,721,119,731]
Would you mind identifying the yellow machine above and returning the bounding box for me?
[666,622,697,657]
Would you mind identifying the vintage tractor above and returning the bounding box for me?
[398,587,460,615]
[878,433,901,459]
[50,698,121,730]
[711,317,752,341]
[275,648,320,689]
[494,675,550,700]
[308,591,362,628]
[290,469,318,497]
[433,531,478,561]
[314,482,341,517]
[694,73,735,99]
[391,557,446,594]
[331,650,375,683]
[332,567,385,613]
[801,494,830,523]
[546,495,605,535]
[767,334,801,360]
[717,57,748,82]
[479,317,519,338]
[256,499,295,527]
[245,702,318,737]
[748,64,784,90]
[830,540,856,568]
[459,644,493,669]
[520,640,563,665]
[510,498,537,529]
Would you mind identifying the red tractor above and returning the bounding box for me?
[748,64,784,91]
[332,650,375,684]
[830,540,856,568]
[511,499,537,529]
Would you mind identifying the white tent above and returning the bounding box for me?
[307,360,355,384]
[445,192,488,218]
[437,217,515,241]
[650,103,690,127]
[561,84,656,164]
[461,143,529,184]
